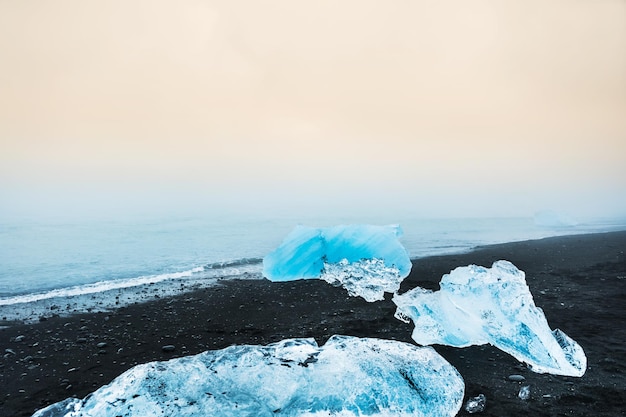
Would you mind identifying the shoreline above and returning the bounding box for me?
[1,231,625,416]
[2,222,624,323]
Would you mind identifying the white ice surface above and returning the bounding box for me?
[32,336,464,417]
[393,260,586,377]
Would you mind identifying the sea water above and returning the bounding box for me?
[1,214,624,322]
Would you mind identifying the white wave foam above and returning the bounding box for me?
[0,267,205,306]
[0,262,265,324]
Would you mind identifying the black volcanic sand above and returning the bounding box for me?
[1,231,625,417]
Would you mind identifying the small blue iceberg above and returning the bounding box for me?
[263,225,412,301]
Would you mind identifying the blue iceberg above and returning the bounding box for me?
[393,260,586,377]
[263,225,412,301]
[32,335,464,417]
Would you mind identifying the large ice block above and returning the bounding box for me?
[263,225,412,301]
[32,336,464,417]
[393,260,586,377]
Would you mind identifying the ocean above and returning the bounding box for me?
[1,214,624,323]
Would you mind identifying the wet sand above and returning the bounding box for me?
[1,231,625,416]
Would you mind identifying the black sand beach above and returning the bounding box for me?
[1,231,625,417]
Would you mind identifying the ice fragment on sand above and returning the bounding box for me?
[393,260,586,377]
[32,335,464,417]
[322,258,406,302]
[518,385,531,400]
[464,394,486,414]
[263,225,411,301]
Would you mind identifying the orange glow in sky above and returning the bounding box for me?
[1,1,625,219]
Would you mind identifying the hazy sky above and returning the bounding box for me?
[1,0,625,219]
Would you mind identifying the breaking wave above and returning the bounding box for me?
[204,257,262,270]
[0,257,264,307]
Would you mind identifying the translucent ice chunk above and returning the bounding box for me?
[32,336,464,417]
[464,394,486,414]
[321,258,405,302]
[518,385,531,400]
[263,225,412,301]
[393,260,586,377]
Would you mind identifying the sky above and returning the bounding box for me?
[1,0,625,220]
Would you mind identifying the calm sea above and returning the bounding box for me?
[1,214,624,321]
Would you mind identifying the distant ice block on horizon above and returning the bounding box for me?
[32,335,464,417]
[533,210,578,228]
[393,260,587,377]
[263,225,412,302]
